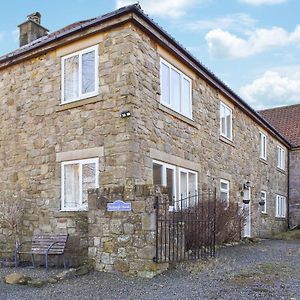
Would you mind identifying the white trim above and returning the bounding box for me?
[160,57,193,119]
[275,194,286,218]
[220,179,230,207]
[220,101,233,141]
[61,157,99,211]
[261,190,267,214]
[243,187,251,238]
[277,146,285,170]
[259,132,267,160]
[61,45,99,104]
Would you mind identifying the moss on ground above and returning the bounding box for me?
[271,229,300,241]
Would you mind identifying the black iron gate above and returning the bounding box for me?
[154,190,216,263]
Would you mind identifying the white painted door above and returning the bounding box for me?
[243,186,251,237]
[243,203,251,237]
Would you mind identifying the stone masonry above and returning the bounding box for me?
[0,6,289,271]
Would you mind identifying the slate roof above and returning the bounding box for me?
[259,104,300,148]
[0,4,291,147]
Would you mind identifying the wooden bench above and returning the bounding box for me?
[15,234,68,270]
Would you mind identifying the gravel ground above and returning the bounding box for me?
[0,239,300,300]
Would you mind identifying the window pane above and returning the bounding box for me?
[189,173,197,196]
[166,168,175,205]
[82,162,96,206]
[171,69,181,112]
[64,55,79,101]
[220,191,228,203]
[180,171,188,200]
[220,105,226,135]
[182,78,191,116]
[221,182,228,190]
[82,51,96,94]
[225,108,231,139]
[153,163,163,185]
[64,164,80,209]
[161,62,170,104]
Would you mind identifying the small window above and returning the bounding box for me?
[220,102,232,140]
[61,45,99,104]
[61,158,99,211]
[261,191,267,214]
[220,179,230,207]
[259,132,267,160]
[276,195,286,218]
[160,58,192,118]
[277,146,285,170]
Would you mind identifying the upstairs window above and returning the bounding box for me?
[61,158,99,211]
[160,58,192,118]
[276,195,286,218]
[220,102,232,140]
[259,132,267,160]
[61,45,99,103]
[277,146,285,170]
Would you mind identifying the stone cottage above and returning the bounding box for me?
[0,5,291,276]
[260,104,300,228]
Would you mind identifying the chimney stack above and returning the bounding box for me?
[18,12,49,47]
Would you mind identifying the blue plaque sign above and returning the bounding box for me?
[107,200,132,212]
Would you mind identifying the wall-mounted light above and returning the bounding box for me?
[120,110,131,118]
[243,181,251,190]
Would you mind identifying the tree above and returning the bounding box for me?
[0,192,25,248]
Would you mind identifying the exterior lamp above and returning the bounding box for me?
[120,110,131,118]
[242,181,251,204]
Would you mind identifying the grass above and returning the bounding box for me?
[271,229,300,241]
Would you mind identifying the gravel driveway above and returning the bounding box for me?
[1,239,300,300]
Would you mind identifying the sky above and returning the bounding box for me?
[0,0,300,109]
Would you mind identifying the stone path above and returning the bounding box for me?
[0,239,300,299]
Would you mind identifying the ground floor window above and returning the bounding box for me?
[220,179,230,207]
[261,191,267,214]
[152,160,198,208]
[61,158,99,211]
[275,195,286,218]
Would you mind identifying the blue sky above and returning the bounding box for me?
[0,0,300,109]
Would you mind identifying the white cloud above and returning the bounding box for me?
[239,69,300,109]
[116,0,199,18]
[205,25,300,58]
[240,0,287,5]
[185,13,256,32]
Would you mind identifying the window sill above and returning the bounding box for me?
[158,104,198,128]
[219,135,234,147]
[57,95,100,112]
[276,167,286,175]
[259,158,268,165]
[60,208,88,212]
[261,212,268,216]
[275,216,286,220]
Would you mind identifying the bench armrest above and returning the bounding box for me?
[46,241,65,253]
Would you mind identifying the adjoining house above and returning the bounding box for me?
[0,5,292,276]
[259,104,300,228]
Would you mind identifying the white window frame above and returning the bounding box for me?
[277,146,285,170]
[275,195,286,218]
[259,132,267,160]
[61,45,99,104]
[61,158,99,211]
[178,167,198,206]
[220,179,230,207]
[261,190,267,214]
[152,160,198,209]
[160,58,193,119]
[220,102,233,141]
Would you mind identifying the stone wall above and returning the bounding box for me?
[125,24,288,237]
[289,149,300,227]
[87,183,168,278]
[0,24,140,261]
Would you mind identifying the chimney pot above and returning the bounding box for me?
[27,12,41,24]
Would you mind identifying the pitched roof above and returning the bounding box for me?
[259,104,300,148]
[0,4,291,148]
